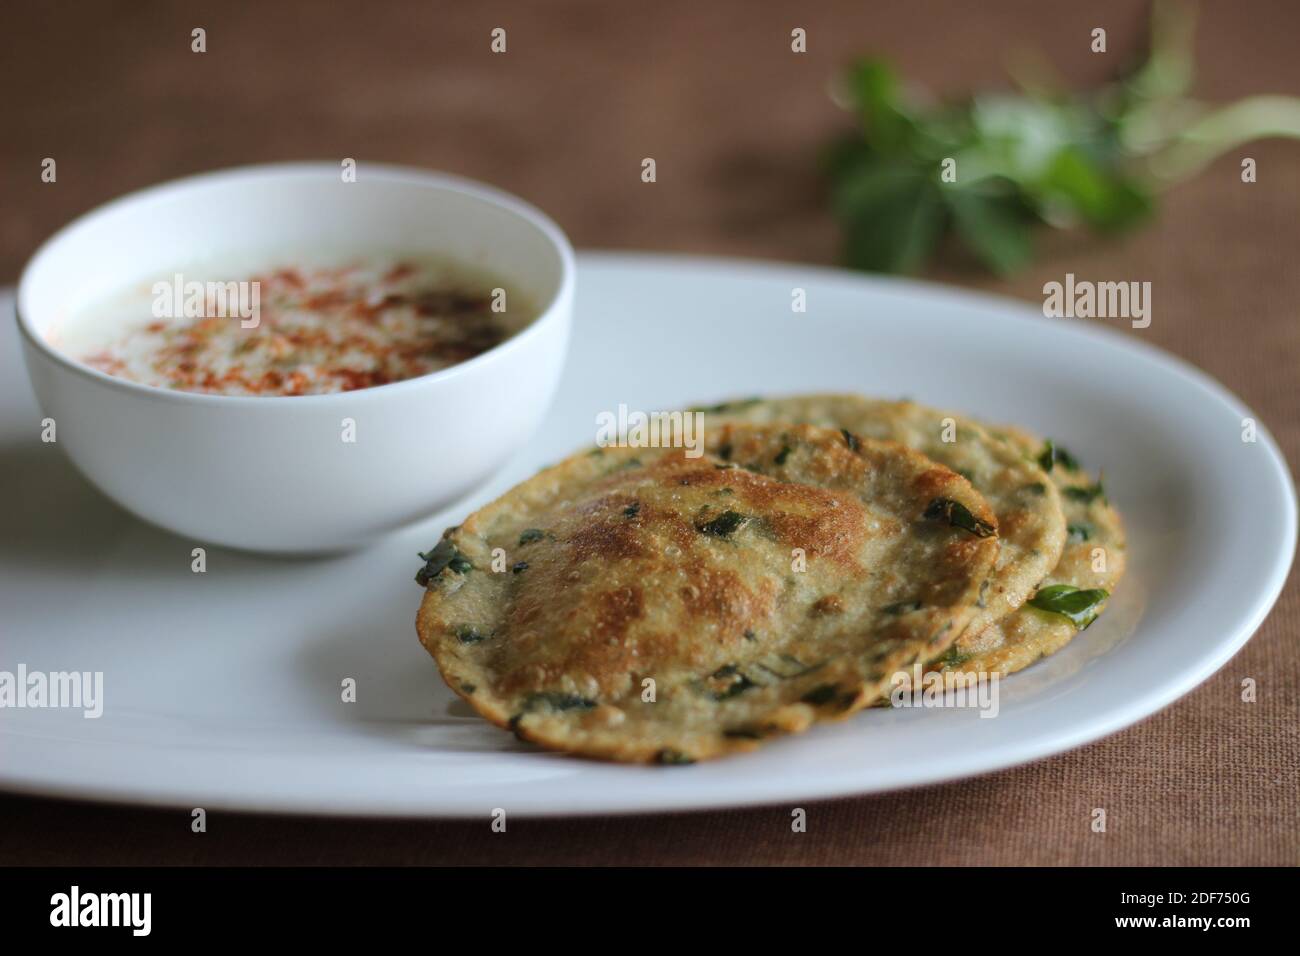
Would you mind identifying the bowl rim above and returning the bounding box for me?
[14,161,575,406]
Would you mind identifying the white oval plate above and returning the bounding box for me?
[0,253,1293,817]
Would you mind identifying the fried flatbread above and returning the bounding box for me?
[703,395,1067,645]
[415,422,999,762]
[933,424,1126,675]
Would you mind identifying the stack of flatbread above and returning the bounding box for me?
[415,395,1125,763]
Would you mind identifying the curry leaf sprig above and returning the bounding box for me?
[826,0,1300,275]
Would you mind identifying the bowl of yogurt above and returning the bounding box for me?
[16,163,574,552]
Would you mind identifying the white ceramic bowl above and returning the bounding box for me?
[16,163,574,552]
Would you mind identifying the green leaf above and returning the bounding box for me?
[938,643,972,669]
[923,497,996,538]
[836,164,946,273]
[945,186,1033,274]
[520,692,596,713]
[969,94,1086,181]
[416,537,470,585]
[1063,479,1106,504]
[689,397,760,415]
[1067,523,1093,543]
[1037,439,1081,473]
[696,510,749,538]
[1039,148,1153,231]
[1027,584,1110,629]
[452,624,487,644]
[845,59,915,153]
[823,136,875,183]
[709,665,757,701]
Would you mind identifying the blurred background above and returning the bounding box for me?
[3,1,1297,407]
[1,0,1297,864]
[1,6,1295,265]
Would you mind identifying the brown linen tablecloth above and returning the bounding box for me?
[1,0,1296,865]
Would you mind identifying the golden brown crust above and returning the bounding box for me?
[942,424,1127,675]
[415,422,999,763]
[709,395,1067,641]
[704,395,1127,679]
